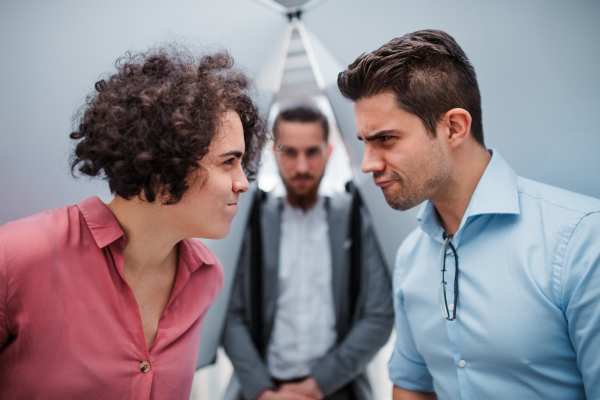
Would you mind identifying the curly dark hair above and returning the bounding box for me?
[70,45,267,204]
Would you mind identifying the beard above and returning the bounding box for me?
[377,141,450,211]
[282,172,322,209]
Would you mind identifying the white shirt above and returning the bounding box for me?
[266,196,337,380]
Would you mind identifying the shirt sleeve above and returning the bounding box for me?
[561,211,600,400]
[388,251,434,392]
[0,233,8,349]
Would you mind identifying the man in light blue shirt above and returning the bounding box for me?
[337,29,600,399]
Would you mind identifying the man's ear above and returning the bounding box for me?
[441,108,472,148]
[327,143,334,158]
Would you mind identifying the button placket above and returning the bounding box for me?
[445,255,470,399]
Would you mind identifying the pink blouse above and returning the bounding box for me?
[0,196,224,399]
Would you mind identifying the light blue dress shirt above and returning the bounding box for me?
[388,150,600,400]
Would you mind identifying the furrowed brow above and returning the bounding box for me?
[361,130,399,142]
[220,150,243,158]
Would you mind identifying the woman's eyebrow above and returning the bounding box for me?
[219,150,243,158]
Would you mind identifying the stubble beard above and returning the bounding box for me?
[282,173,323,210]
[382,142,450,211]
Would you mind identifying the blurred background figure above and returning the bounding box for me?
[221,102,393,400]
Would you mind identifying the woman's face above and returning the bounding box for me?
[173,110,249,239]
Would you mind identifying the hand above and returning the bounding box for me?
[256,389,315,400]
[278,377,324,400]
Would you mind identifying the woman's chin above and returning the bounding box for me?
[195,224,231,240]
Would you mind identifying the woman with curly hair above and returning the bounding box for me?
[0,46,267,399]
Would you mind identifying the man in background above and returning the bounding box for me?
[338,29,600,399]
[222,103,394,400]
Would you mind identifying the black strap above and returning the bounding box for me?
[248,189,265,356]
[346,181,363,318]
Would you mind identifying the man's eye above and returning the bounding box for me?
[284,150,296,157]
[225,158,235,165]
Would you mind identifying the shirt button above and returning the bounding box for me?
[458,359,466,368]
[449,303,455,311]
[140,361,152,373]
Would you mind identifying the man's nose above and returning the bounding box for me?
[296,153,309,173]
[361,145,385,174]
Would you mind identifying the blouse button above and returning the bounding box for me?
[140,361,152,373]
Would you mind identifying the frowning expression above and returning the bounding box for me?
[355,92,450,211]
[174,110,249,239]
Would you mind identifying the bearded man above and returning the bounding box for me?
[222,103,394,400]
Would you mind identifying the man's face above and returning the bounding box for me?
[354,92,450,211]
[274,120,332,199]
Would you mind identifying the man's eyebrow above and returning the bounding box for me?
[275,144,294,152]
[357,130,399,142]
[219,150,244,158]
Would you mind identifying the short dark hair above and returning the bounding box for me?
[70,45,267,204]
[338,29,484,146]
[272,102,329,143]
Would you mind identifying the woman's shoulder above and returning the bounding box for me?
[0,204,84,284]
[1,204,80,251]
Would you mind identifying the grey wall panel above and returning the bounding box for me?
[303,0,600,262]
[195,185,257,369]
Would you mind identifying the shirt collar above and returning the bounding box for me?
[77,196,215,273]
[178,238,217,273]
[417,149,520,239]
[76,196,125,249]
